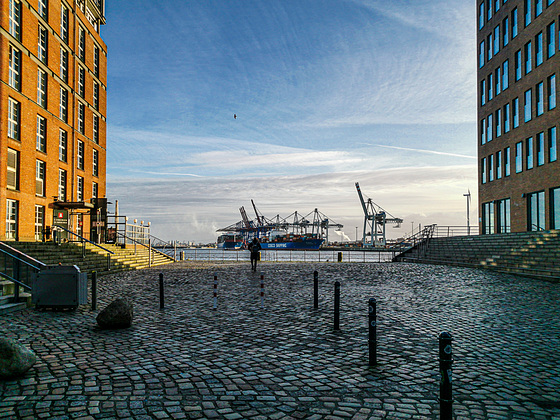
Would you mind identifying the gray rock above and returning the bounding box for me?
[96,298,133,329]
[0,337,36,378]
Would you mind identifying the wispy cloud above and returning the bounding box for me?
[372,144,476,159]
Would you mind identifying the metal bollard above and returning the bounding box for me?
[91,271,97,310]
[439,332,453,420]
[260,274,264,309]
[368,298,377,366]
[334,281,341,330]
[107,254,111,271]
[159,273,164,309]
[313,271,319,309]
[213,274,218,310]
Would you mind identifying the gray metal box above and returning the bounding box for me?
[32,265,87,309]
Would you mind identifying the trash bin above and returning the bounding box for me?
[32,265,87,310]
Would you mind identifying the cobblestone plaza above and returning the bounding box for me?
[1,262,560,419]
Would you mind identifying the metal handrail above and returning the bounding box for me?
[54,225,114,255]
[116,232,176,262]
[0,242,46,270]
[0,272,31,291]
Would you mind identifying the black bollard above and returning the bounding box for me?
[159,273,164,309]
[439,332,453,420]
[334,281,340,330]
[91,271,97,310]
[368,298,377,366]
[313,271,319,309]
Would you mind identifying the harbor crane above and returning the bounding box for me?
[355,182,403,248]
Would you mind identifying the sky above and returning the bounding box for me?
[103,0,478,244]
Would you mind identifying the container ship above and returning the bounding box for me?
[216,201,342,250]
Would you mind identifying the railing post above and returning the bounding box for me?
[91,271,97,310]
[334,281,340,331]
[213,273,218,310]
[439,332,453,420]
[368,298,377,366]
[159,273,164,309]
[313,271,319,309]
[149,239,152,268]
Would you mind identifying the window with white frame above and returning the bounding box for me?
[35,205,45,241]
[7,149,19,190]
[92,182,98,199]
[38,0,48,20]
[37,69,47,108]
[78,66,85,97]
[60,48,68,82]
[8,45,21,91]
[79,27,86,61]
[59,129,67,162]
[6,199,19,240]
[77,140,84,170]
[61,5,68,42]
[58,169,66,201]
[36,160,45,196]
[93,115,99,143]
[8,98,20,140]
[93,82,99,110]
[77,176,84,201]
[9,0,21,40]
[78,102,85,134]
[36,115,46,152]
[60,88,68,122]
[93,149,99,177]
[38,26,48,64]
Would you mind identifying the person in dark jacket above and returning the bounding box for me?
[248,238,262,271]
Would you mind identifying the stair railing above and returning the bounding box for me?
[0,242,46,303]
[391,224,437,261]
[115,232,176,267]
[52,226,114,270]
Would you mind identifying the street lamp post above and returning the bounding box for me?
[463,190,471,235]
[355,226,358,244]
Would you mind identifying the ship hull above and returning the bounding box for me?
[217,241,244,250]
[259,239,324,250]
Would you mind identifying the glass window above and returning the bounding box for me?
[60,48,68,83]
[552,187,560,229]
[497,151,503,179]
[512,8,518,38]
[8,45,21,91]
[496,68,501,96]
[7,149,19,190]
[488,0,493,21]
[480,41,486,68]
[37,69,47,108]
[496,109,502,137]
[79,27,86,61]
[536,32,543,66]
[505,147,511,176]
[489,154,495,182]
[59,129,67,162]
[525,41,532,74]
[489,73,494,100]
[78,103,85,134]
[548,0,556,6]
[58,169,66,201]
[8,98,20,140]
[495,0,500,12]
[483,202,495,234]
[92,182,98,199]
[94,83,100,110]
[537,82,544,116]
[38,26,48,64]
[480,2,485,30]
[36,115,46,152]
[481,118,487,145]
[78,67,85,97]
[515,50,522,81]
[524,89,532,122]
[93,149,99,177]
[9,0,21,40]
[513,97,520,127]
[536,0,543,16]
[504,103,511,133]
[35,205,45,241]
[502,60,509,90]
[537,132,545,166]
[77,140,84,170]
[6,199,18,240]
[494,26,500,54]
[525,0,531,27]
[482,157,487,184]
[61,5,68,43]
[503,17,509,46]
[60,88,68,122]
[528,191,545,231]
[77,176,84,201]
[488,34,493,61]
[549,126,557,162]
[516,141,523,173]
[548,22,556,58]
[527,137,534,169]
[497,198,511,233]
[38,0,47,20]
[94,46,100,78]
[93,115,99,144]
[488,114,493,142]
[548,74,556,110]
[36,160,45,196]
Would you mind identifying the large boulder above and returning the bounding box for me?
[0,337,36,378]
[96,298,133,329]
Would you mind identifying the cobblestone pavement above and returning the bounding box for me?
[1,262,560,420]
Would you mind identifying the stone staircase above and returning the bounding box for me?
[0,241,175,314]
[394,230,560,281]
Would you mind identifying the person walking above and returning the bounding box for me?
[249,237,262,271]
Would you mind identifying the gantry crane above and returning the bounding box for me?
[355,182,403,247]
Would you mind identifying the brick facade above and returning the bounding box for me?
[0,0,107,241]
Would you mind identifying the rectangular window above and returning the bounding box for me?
[59,129,67,162]
[505,147,511,176]
[37,69,47,108]
[8,46,21,91]
[78,67,85,97]
[38,0,48,20]
[79,27,86,61]
[502,60,509,90]
[552,188,560,229]
[36,160,45,196]
[525,89,532,122]
[93,115,99,143]
[77,140,84,170]
[36,115,46,152]
[94,46,100,78]
[536,0,543,16]
[537,81,544,116]
[494,26,500,55]
[497,151,503,180]
[495,0,500,12]
[482,202,495,234]
[548,22,556,58]
[525,41,532,74]
[536,32,543,66]
[6,199,19,240]
[537,132,545,166]
[516,141,523,173]
[549,126,557,162]
[93,149,99,177]
[525,0,531,27]
[497,198,511,233]
[38,26,48,64]
[512,8,518,38]
[487,114,493,142]
[515,50,522,81]
[496,109,502,137]
[548,74,556,110]
[489,154,495,182]
[528,191,545,231]
[480,2,485,30]
[480,41,485,68]
[503,17,509,46]
[482,157,487,184]
[35,205,45,241]
[489,73,494,100]
[488,0,493,21]
[58,169,66,201]
[8,98,20,140]
[504,103,511,133]
[93,82,100,110]
[488,33,493,61]
[527,137,534,169]
[9,0,21,40]
[496,68,501,96]
[481,118,487,145]
[60,88,68,122]
[92,182,98,199]
[61,5,68,43]
[77,176,84,201]
[78,102,85,134]
[60,48,68,83]
[513,97,520,127]
[7,149,19,190]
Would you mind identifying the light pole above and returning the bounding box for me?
[463,190,471,235]
[355,226,358,244]
[411,221,414,236]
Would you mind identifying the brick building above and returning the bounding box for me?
[1,0,107,241]
[478,0,560,234]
